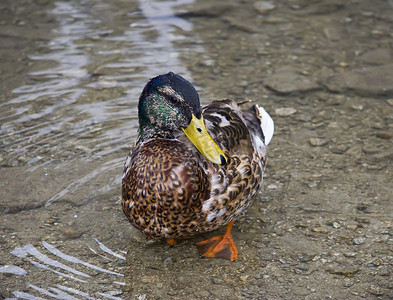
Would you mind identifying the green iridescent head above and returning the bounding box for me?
[138,72,202,139]
[137,72,226,165]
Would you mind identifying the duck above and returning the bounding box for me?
[122,72,274,261]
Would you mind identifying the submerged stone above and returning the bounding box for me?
[264,66,320,94]
[325,64,393,96]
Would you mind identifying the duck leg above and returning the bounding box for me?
[196,221,238,261]
[166,236,193,246]
[166,238,178,246]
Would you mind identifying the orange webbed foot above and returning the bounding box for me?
[196,221,238,261]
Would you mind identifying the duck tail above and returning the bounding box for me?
[254,105,274,145]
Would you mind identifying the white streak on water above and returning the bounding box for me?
[94,238,126,261]
[26,258,87,283]
[56,285,95,300]
[89,247,115,261]
[11,244,91,278]
[0,265,28,276]
[29,284,79,300]
[8,239,126,299]
[11,291,47,300]
[42,241,123,276]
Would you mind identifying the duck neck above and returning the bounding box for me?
[138,123,175,141]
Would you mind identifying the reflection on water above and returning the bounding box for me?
[1,0,195,181]
[1,0,196,298]
[1,0,197,205]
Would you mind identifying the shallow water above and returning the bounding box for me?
[1,0,197,298]
[1,0,393,299]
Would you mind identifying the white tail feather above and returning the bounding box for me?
[256,105,274,145]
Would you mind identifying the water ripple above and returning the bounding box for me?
[1,0,198,297]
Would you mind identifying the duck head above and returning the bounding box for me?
[138,72,226,165]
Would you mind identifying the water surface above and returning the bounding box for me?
[1,0,198,298]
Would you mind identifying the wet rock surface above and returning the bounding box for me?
[325,64,393,96]
[264,66,321,94]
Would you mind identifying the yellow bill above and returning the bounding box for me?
[182,114,227,165]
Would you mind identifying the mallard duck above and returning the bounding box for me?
[122,72,274,261]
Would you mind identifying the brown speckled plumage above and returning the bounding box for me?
[122,99,269,239]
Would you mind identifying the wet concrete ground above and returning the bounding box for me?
[1,0,393,299]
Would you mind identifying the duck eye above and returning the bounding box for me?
[169,96,178,104]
